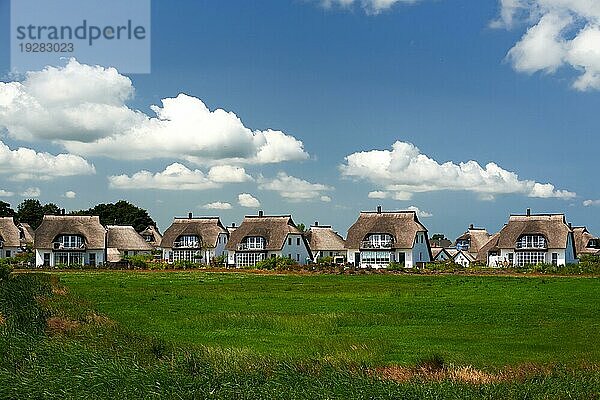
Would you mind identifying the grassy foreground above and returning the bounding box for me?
[1,271,599,399]
[58,271,600,367]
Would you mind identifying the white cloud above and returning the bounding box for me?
[0,189,14,197]
[64,191,76,199]
[0,140,95,181]
[320,0,423,15]
[340,141,576,200]
[201,201,233,210]
[21,187,41,197]
[320,195,332,202]
[108,163,221,191]
[406,205,433,218]
[495,0,600,90]
[207,165,253,183]
[238,193,261,208]
[583,199,600,207]
[368,191,389,199]
[258,172,333,202]
[0,59,309,164]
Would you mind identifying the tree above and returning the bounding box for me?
[72,200,155,232]
[0,201,15,217]
[16,199,58,229]
[296,223,306,233]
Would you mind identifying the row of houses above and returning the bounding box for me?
[0,207,598,268]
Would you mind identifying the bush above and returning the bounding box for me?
[124,254,153,269]
[0,260,12,281]
[255,256,299,271]
[386,262,405,272]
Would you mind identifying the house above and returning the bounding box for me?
[453,249,476,267]
[160,213,228,264]
[304,222,346,263]
[480,209,577,267]
[0,217,22,259]
[139,225,162,248]
[345,206,432,269]
[432,247,456,262]
[106,225,153,263]
[572,227,600,257]
[225,211,312,267]
[34,215,106,267]
[454,225,491,260]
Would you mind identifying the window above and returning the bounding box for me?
[552,253,558,265]
[54,252,84,266]
[296,238,300,246]
[360,251,391,265]
[515,251,546,266]
[173,250,201,262]
[5,250,10,258]
[240,236,265,250]
[456,239,470,251]
[288,237,292,245]
[175,235,200,248]
[508,253,514,265]
[43,253,50,266]
[362,234,394,249]
[296,254,300,261]
[516,235,547,249]
[288,254,291,259]
[56,235,85,249]
[236,252,265,267]
[419,252,422,261]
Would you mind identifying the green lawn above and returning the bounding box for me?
[57,271,600,368]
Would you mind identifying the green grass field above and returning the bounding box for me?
[57,271,600,368]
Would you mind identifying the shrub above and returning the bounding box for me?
[386,262,405,272]
[124,254,153,269]
[0,260,12,281]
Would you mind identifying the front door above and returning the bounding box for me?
[89,253,96,267]
[43,253,50,267]
[354,252,360,267]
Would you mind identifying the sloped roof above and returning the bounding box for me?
[107,225,153,251]
[0,217,21,247]
[455,227,491,254]
[572,227,600,255]
[20,223,34,245]
[345,211,428,249]
[35,215,106,250]
[140,225,162,246]
[160,217,227,248]
[476,233,500,262]
[305,225,345,251]
[496,214,571,249]
[432,247,452,260]
[454,250,476,262]
[226,215,303,251]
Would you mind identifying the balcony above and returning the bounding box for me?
[173,241,200,249]
[237,243,266,251]
[360,240,393,249]
[515,242,547,250]
[52,242,86,250]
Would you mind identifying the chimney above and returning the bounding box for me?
[315,221,319,226]
[526,208,531,217]
[61,209,65,216]
[258,210,264,217]
[568,223,572,230]
[188,212,193,219]
[469,224,474,230]
[377,205,382,214]
[231,222,236,228]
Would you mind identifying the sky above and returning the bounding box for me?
[0,0,599,240]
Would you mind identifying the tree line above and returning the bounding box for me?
[0,199,156,232]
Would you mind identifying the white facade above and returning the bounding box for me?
[0,246,20,259]
[163,232,228,264]
[35,248,105,267]
[227,233,311,267]
[347,231,430,269]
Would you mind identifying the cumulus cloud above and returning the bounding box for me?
[207,165,253,183]
[0,59,309,164]
[64,191,76,199]
[0,140,95,181]
[108,163,221,191]
[494,0,600,90]
[21,187,41,197]
[258,172,333,202]
[0,189,14,197]
[320,0,424,14]
[583,199,600,207]
[238,193,261,208]
[340,141,576,200]
[202,201,233,210]
[368,191,389,199]
[406,205,433,218]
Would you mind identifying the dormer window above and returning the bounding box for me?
[239,236,265,250]
[588,239,600,249]
[174,235,200,248]
[54,234,85,250]
[456,239,470,251]
[515,235,547,250]
[361,233,394,249]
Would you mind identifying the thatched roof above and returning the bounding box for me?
[160,217,227,248]
[20,223,34,245]
[455,227,490,254]
[225,215,304,251]
[476,233,500,262]
[305,225,345,251]
[140,225,162,246]
[35,215,106,250]
[0,217,21,247]
[107,225,153,251]
[572,227,600,256]
[454,250,476,262]
[345,210,428,249]
[432,247,452,260]
[496,214,572,249]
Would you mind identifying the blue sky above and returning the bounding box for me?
[0,0,599,239]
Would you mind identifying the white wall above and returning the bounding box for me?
[280,234,311,265]
[0,247,20,259]
[35,249,105,267]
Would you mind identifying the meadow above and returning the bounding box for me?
[1,271,600,399]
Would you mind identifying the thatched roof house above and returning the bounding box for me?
[0,217,22,249]
[455,225,491,255]
[226,214,305,252]
[35,215,106,250]
[161,216,227,249]
[345,209,429,250]
[475,233,500,263]
[572,227,600,256]
[19,223,34,246]
[140,225,162,248]
[305,223,345,258]
[106,225,153,262]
